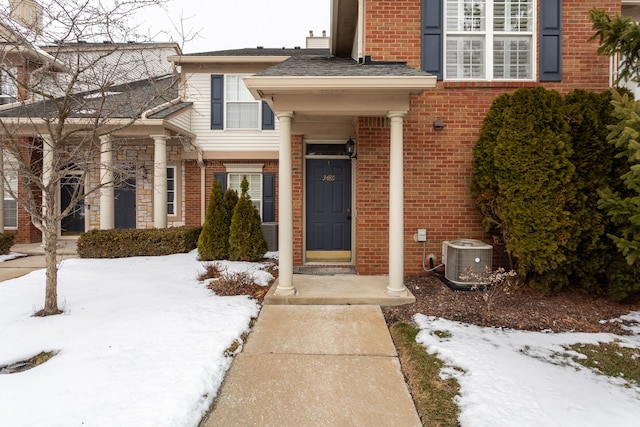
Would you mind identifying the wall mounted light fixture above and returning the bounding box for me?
[433,119,445,131]
[345,137,357,159]
[140,165,147,180]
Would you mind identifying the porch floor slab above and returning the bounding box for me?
[264,274,416,306]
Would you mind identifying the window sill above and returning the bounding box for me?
[442,81,539,89]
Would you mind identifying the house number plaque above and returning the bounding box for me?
[322,175,336,182]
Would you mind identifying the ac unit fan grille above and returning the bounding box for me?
[443,239,492,286]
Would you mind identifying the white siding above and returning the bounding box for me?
[168,109,191,130]
[185,73,280,152]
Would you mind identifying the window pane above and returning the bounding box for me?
[494,36,531,79]
[446,37,485,78]
[166,166,176,216]
[447,0,486,32]
[3,166,17,228]
[3,199,16,228]
[225,75,254,102]
[494,0,533,32]
[228,173,262,218]
[0,68,17,104]
[226,103,259,129]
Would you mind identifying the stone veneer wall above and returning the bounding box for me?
[86,140,184,230]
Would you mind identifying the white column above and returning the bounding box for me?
[99,135,114,229]
[274,111,296,295]
[0,146,4,233]
[387,111,408,296]
[152,134,168,229]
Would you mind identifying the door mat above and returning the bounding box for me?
[293,266,357,275]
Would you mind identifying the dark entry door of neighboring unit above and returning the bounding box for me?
[306,159,352,251]
[115,178,136,229]
[60,174,85,235]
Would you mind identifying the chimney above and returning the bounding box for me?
[9,0,43,35]
[306,30,330,49]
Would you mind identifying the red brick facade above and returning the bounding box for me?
[355,0,618,275]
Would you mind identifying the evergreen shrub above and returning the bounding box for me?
[198,181,229,261]
[0,233,15,255]
[77,226,201,258]
[228,176,267,262]
[472,87,639,300]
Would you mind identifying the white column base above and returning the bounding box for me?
[274,282,297,296]
[385,285,408,297]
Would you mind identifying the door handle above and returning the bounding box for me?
[347,208,351,220]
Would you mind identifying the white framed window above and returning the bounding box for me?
[445,0,534,80]
[0,68,17,104]
[228,172,263,216]
[167,166,176,216]
[3,165,17,228]
[225,75,260,129]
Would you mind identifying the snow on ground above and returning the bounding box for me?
[3,248,640,427]
[0,251,268,427]
[0,252,26,262]
[415,312,640,427]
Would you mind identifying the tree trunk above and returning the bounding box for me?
[41,219,61,316]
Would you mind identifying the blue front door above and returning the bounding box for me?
[60,174,85,235]
[306,159,352,251]
[115,178,136,229]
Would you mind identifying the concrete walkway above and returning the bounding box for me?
[0,242,78,282]
[201,305,421,427]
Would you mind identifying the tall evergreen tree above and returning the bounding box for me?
[197,180,228,260]
[228,176,267,262]
[598,91,640,268]
[222,187,239,233]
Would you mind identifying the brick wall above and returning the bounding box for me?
[355,117,391,275]
[12,138,41,243]
[184,157,283,240]
[358,0,619,275]
[292,135,304,265]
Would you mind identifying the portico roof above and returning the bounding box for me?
[244,55,436,99]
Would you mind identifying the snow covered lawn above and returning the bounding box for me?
[415,312,640,427]
[0,251,271,427]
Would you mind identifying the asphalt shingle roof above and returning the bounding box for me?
[184,48,430,78]
[184,48,330,57]
[255,55,433,77]
[0,75,179,119]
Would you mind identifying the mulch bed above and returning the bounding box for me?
[383,274,640,334]
[208,263,639,334]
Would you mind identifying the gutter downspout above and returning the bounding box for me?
[357,0,365,60]
[141,97,182,120]
[198,150,206,224]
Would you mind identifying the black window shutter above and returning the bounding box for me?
[210,74,224,129]
[214,172,227,193]
[262,173,275,222]
[540,0,562,82]
[261,101,275,130]
[421,0,443,80]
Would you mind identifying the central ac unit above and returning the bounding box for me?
[261,222,278,252]
[442,239,493,286]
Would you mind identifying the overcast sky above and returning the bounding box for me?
[137,0,331,54]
